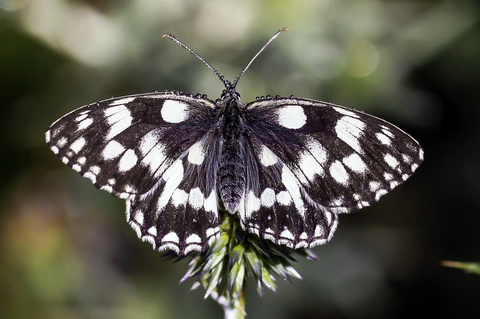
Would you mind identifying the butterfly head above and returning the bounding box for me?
[164,28,289,107]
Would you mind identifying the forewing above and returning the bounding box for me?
[46,92,217,198]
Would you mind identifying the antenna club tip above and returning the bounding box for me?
[281,27,290,31]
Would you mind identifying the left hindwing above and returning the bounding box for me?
[243,97,423,220]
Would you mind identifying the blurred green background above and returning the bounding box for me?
[1,0,479,318]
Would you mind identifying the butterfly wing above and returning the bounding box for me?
[46,92,221,254]
[239,97,423,248]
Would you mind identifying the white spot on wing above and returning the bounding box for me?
[45,131,51,143]
[130,222,141,238]
[139,131,159,156]
[83,172,97,184]
[204,190,218,213]
[277,105,307,129]
[118,149,138,172]
[103,140,126,160]
[172,189,188,207]
[402,154,412,164]
[89,166,101,174]
[162,232,179,243]
[70,137,86,153]
[140,132,167,175]
[206,228,219,245]
[189,187,204,209]
[78,118,93,131]
[375,189,388,201]
[329,160,349,185]
[142,235,155,248]
[245,190,261,218]
[100,185,113,193]
[134,212,144,225]
[384,153,399,169]
[184,244,202,254]
[148,227,157,236]
[259,145,277,166]
[376,132,391,145]
[381,127,394,138]
[281,166,306,217]
[276,191,292,206]
[335,116,365,153]
[280,229,295,240]
[105,105,132,140]
[188,141,205,165]
[57,137,67,148]
[161,100,189,123]
[306,137,328,164]
[157,159,184,211]
[369,181,381,192]
[75,114,88,122]
[342,153,367,174]
[260,188,275,208]
[186,234,201,244]
[259,145,278,166]
[262,227,275,241]
[299,150,325,181]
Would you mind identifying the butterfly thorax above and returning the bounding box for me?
[217,92,247,214]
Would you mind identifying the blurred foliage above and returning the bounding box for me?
[442,261,480,275]
[1,0,480,318]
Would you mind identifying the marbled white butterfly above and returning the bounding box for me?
[46,29,423,255]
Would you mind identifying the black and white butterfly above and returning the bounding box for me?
[46,29,423,255]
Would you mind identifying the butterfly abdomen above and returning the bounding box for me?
[217,97,247,213]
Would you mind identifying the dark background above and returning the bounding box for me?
[1,1,479,318]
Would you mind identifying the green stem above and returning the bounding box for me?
[210,282,245,319]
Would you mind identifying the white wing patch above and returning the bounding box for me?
[105,105,132,140]
[342,153,368,174]
[335,116,365,153]
[157,159,184,211]
[103,140,126,160]
[329,160,349,185]
[187,141,205,165]
[161,100,189,123]
[259,145,277,166]
[118,149,138,172]
[276,105,307,129]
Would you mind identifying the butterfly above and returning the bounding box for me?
[46,28,423,255]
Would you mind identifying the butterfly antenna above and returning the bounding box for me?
[162,33,228,87]
[232,27,289,88]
